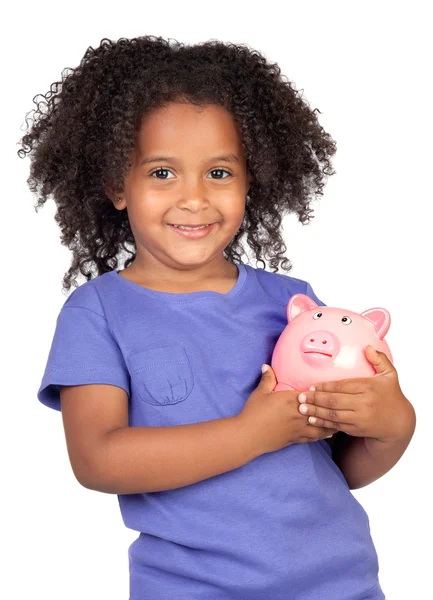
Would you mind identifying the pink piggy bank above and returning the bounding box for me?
[271,293,393,392]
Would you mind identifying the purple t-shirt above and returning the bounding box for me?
[38,263,385,600]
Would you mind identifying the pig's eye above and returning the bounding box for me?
[313,312,323,319]
[341,316,352,325]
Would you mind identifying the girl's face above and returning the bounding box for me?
[112,101,251,277]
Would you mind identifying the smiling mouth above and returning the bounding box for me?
[169,223,214,228]
[303,351,333,358]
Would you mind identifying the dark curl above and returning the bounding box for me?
[17,35,337,293]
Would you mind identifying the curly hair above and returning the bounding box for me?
[17,35,337,293]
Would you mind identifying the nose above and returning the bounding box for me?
[300,330,340,356]
[177,176,209,209]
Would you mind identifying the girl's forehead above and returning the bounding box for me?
[135,102,245,159]
[139,102,237,134]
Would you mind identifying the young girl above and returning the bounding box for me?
[19,35,415,599]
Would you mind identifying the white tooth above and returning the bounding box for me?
[175,224,208,230]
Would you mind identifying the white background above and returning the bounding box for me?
[2,1,431,598]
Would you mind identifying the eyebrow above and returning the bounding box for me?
[140,154,240,166]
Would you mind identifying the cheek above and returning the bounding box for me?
[222,196,246,224]
[126,203,166,242]
[131,193,170,222]
[234,205,247,229]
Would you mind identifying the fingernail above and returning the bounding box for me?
[298,393,307,403]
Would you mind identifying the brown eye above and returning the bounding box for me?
[209,169,231,179]
[150,168,174,179]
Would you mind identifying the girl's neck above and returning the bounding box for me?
[118,260,239,294]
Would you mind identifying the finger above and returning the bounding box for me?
[303,391,358,411]
[364,345,395,376]
[307,415,355,432]
[308,417,340,428]
[305,424,340,438]
[299,401,355,423]
[312,377,370,394]
[304,428,339,442]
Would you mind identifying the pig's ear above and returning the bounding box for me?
[287,293,318,322]
[360,308,391,339]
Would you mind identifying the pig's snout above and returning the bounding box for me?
[300,330,341,366]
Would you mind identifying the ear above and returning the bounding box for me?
[287,293,318,323]
[360,308,391,339]
[105,187,125,210]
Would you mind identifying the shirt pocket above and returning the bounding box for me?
[128,345,195,406]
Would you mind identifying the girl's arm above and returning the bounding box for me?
[328,408,416,490]
[60,383,256,494]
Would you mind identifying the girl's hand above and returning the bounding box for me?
[297,345,415,443]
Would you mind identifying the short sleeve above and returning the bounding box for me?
[37,306,130,412]
[304,281,327,307]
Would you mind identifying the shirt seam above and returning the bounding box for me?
[106,265,248,303]
[62,304,122,343]
[249,268,308,307]
[62,305,106,320]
